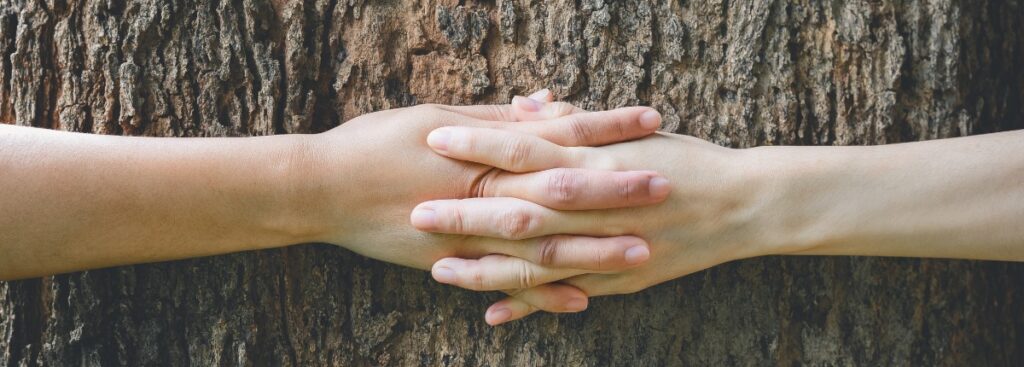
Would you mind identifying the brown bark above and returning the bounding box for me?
[2,0,1023,365]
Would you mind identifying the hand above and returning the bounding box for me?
[299,98,671,311]
[420,128,772,324]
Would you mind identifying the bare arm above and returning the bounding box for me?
[417,128,1024,324]
[0,100,667,287]
[758,129,1024,260]
[0,124,311,279]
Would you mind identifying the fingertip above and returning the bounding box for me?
[639,109,662,130]
[410,203,438,230]
[513,95,543,112]
[426,128,452,153]
[648,176,672,198]
[613,236,649,267]
[528,88,553,102]
[485,303,513,325]
[624,245,650,266]
[565,295,589,311]
[431,263,457,284]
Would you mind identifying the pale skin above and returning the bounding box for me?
[1,91,1022,326]
[0,92,671,313]
[420,108,1024,324]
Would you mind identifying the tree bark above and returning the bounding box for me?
[2,0,1023,365]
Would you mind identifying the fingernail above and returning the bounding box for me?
[427,129,451,152]
[625,245,650,265]
[513,95,543,112]
[639,110,662,130]
[528,88,551,102]
[649,176,671,197]
[486,307,512,325]
[565,297,588,312]
[410,207,437,230]
[433,266,457,284]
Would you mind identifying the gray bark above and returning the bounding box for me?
[1,0,1023,365]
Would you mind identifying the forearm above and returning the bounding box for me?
[0,125,317,280]
[446,129,1023,321]
[751,130,1024,261]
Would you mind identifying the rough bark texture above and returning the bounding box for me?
[2,0,1023,365]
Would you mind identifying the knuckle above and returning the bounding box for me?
[488,105,514,121]
[568,116,596,144]
[449,204,466,233]
[470,268,487,290]
[550,102,577,117]
[537,236,561,266]
[616,175,637,201]
[501,138,533,171]
[595,246,609,270]
[499,209,535,240]
[468,168,502,198]
[547,169,583,205]
[614,115,628,138]
[517,262,537,289]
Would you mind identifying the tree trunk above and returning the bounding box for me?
[2,0,1023,365]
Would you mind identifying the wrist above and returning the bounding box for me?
[249,133,338,247]
[733,145,861,257]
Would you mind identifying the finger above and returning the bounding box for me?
[437,98,581,122]
[435,88,566,122]
[488,283,588,325]
[487,297,540,325]
[504,107,662,147]
[411,197,629,240]
[511,98,584,121]
[512,88,586,121]
[527,88,554,102]
[488,272,636,325]
[432,255,586,291]
[467,235,650,271]
[437,104,521,122]
[437,87,559,122]
[427,127,581,173]
[485,284,587,325]
[485,168,672,210]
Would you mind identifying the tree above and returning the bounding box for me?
[2,0,1023,365]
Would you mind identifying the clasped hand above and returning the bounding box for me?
[305,90,762,326]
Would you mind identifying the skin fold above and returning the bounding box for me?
[2,90,1021,326]
[0,97,662,311]
[419,120,1024,324]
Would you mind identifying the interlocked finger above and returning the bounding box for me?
[410,197,630,240]
[431,255,585,291]
[466,234,650,271]
[505,107,662,147]
[485,284,589,325]
[482,168,672,210]
[438,88,579,122]
[428,127,583,173]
